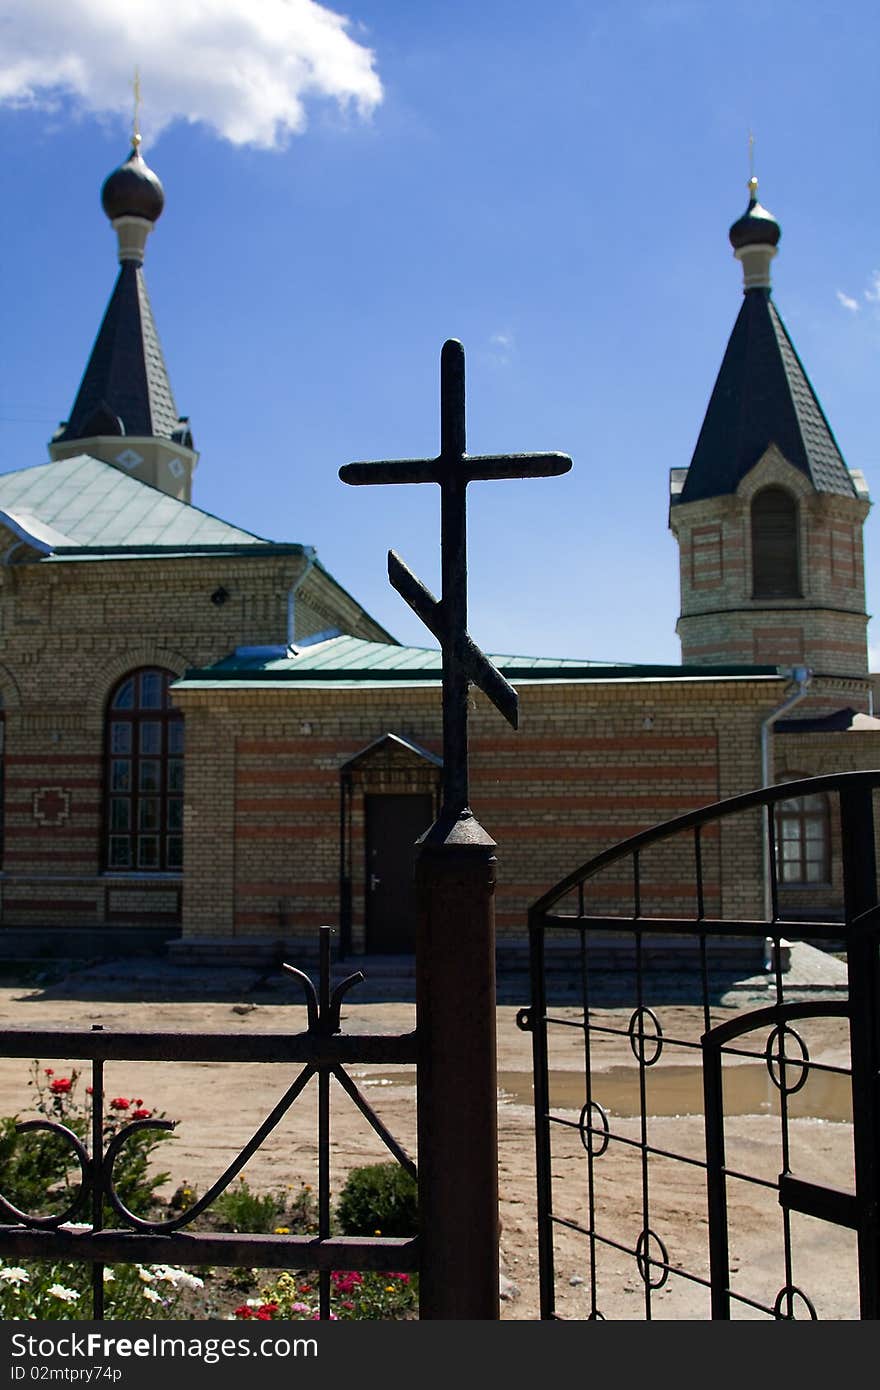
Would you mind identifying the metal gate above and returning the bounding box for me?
[520,771,880,1319]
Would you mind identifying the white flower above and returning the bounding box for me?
[47,1284,79,1304]
[153,1266,203,1291]
[103,1269,116,1283]
[142,1287,162,1304]
[0,1268,29,1285]
[137,1267,155,1283]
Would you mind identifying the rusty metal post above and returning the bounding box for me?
[415,810,499,1319]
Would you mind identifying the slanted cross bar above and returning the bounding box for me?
[340,338,571,818]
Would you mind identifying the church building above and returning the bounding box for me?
[0,145,876,963]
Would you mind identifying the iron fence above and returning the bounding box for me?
[0,928,418,1319]
[522,770,880,1320]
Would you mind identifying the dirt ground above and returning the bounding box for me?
[0,961,858,1321]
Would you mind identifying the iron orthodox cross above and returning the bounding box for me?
[340,339,572,821]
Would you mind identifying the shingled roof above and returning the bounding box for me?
[52,261,189,447]
[675,288,854,505]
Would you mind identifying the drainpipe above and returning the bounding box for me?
[287,547,317,649]
[761,664,812,926]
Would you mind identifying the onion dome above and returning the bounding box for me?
[101,139,165,224]
[729,176,781,251]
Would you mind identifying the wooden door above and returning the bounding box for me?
[364,793,434,953]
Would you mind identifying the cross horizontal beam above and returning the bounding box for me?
[340,452,572,487]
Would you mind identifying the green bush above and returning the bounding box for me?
[213,1178,285,1233]
[172,1177,316,1238]
[0,1064,202,1321]
[0,1116,77,1219]
[0,1063,172,1224]
[335,1162,419,1238]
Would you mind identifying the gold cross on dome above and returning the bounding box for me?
[133,67,142,148]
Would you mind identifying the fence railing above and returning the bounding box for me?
[0,928,418,1319]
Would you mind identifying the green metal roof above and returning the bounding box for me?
[175,634,780,689]
[0,455,278,554]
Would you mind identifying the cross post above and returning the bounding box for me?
[340,338,572,1320]
[340,337,571,819]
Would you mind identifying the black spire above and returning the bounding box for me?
[674,181,852,506]
[51,144,192,453]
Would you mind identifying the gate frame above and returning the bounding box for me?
[525,769,880,1320]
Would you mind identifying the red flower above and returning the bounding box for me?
[110,1097,130,1110]
[44,1068,54,1077]
[233,1306,252,1319]
[255,1303,278,1320]
[331,1271,363,1295]
[85,1086,93,1096]
[131,1108,152,1120]
[390,1272,410,1284]
[50,1077,72,1094]
[135,1099,143,1107]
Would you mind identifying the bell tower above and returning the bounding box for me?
[669,179,871,684]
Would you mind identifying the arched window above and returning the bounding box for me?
[104,669,183,871]
[750,489,795,597]
[775,788,831,885]
[752,486,800,598]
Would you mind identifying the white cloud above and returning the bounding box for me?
[0,0,382,150]
[864,271,880,304]
[836,291,859,313]
[486,331,515,367]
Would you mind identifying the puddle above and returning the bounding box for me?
[505,1065,853,1121]
[352,1066,852,1122]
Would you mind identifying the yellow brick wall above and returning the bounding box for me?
[0,548,390,929]
[173,675,791,947]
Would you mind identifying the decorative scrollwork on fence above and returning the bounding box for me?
[765,1023,810,1096]
[0,1119,91,1229]
[0,926,420,1321]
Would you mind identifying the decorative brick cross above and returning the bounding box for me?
[33,787,70,826]
[340,338,571,818]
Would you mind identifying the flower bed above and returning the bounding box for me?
[0,1062,418,1321]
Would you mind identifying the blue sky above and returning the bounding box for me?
[1,0,878,665]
